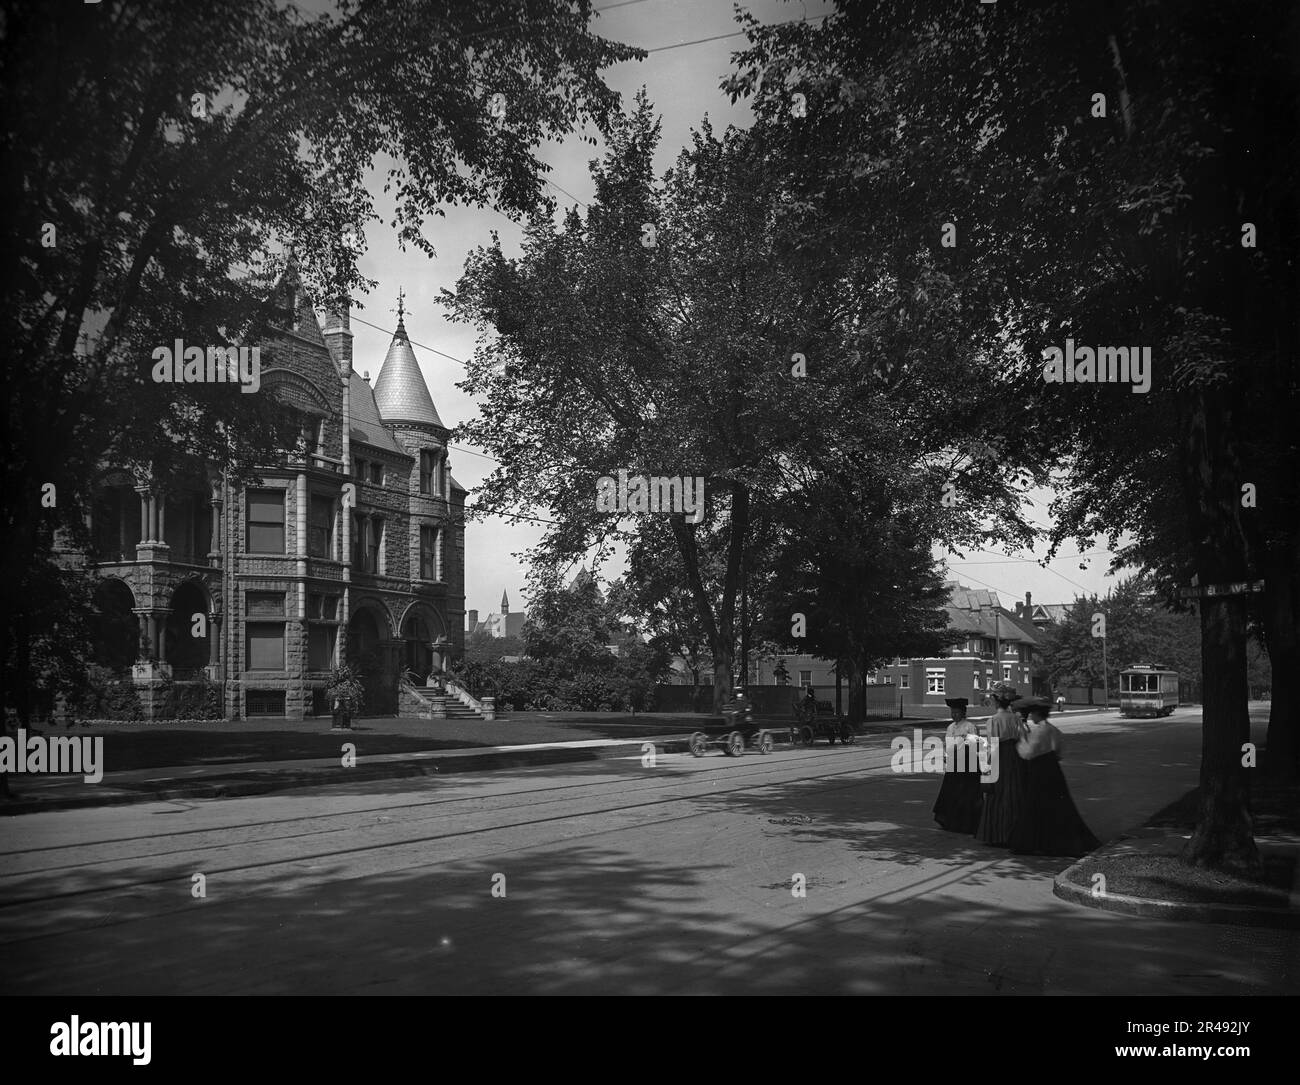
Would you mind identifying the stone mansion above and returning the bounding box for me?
[79,268,466,719]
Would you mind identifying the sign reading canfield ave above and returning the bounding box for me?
[1177,580,1265,599]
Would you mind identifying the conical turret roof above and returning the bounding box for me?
[372,314,444,428]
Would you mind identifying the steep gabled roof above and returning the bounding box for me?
[348,370,404,455]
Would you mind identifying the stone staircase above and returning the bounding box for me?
[399,679,486,721]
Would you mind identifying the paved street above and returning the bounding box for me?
[1,707,1294,995]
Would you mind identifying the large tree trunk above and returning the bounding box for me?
[668,483,749,714]
[711,654,733,716]
[1182,594,1258,872]
[1261,543,1300,781]
[1180,393,1259,872]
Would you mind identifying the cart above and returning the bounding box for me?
[792,697,857,746]
[687,695,801,757]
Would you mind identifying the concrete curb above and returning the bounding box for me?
[1,737,697,816]
[1052,858,1300,930]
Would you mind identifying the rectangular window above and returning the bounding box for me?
[308,494,335,559]
[354,457,367,480]
[799,670,812,687]
[246,689,286,717]
[900,673,909,689]
[420,525,439,580]
[308,625,337,671]
[419,450,436,495]
[369,462,383,486]
[927,668,945,694]
[307,594,339,621]
[246,623,285,670]
[1002,664,1012,682]
[246,490,285,553]
[369,517,383,574]
[352,515,382,573]
[246,592,285,618]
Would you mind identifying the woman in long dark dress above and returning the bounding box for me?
[975,684,1030,846]
[1009,698,1101,857]
[933,697,983,833]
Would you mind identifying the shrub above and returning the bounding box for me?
[161,678,224,720]
[72,664,144,721]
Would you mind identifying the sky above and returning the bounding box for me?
[342,0,1134,623]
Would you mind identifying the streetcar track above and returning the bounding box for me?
[0,752,898,911]
[0,746,899,869]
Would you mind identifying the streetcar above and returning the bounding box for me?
[1119,663,1180,718]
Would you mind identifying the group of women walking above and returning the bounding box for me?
[932,684,1100,858]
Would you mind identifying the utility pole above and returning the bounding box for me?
[1102,627,1109,711]
[994,608,1001,687]
[1092,607,1109,711]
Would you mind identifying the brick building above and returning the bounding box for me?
[873,582,1042,705]
[81,269,466,719]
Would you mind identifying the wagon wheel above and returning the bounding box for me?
[758,732,774,754]
[688,731,707,758]
[839,723,856,745]
[800,725,815,747]
[726,731,745,757]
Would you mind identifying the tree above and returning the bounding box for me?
[755,465,958,721]
[728,0,1298,869]
[1040,579,1202,702]
[463,628,524,665]
[1,0,638,791]
[522,569,616,671]
[448,93,1041,711]
[607,566,711,689]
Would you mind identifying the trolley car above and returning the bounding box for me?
[1119,663,1180,718]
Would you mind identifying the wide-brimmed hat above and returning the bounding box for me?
[1012,696,1051,715]
[944,697,969,708]
[988,682,1019,702]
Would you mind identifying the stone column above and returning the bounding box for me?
[208,493,222,561]
[137,488,151,543]
[208,614,221,666]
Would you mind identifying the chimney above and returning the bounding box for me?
[323,299,354,376]
[467,609,479,630]
[1025,591,1032,609]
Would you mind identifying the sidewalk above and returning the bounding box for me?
[1054,776,1300,929]
[0,712,906,815]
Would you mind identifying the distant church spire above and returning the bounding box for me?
[501,589,509,614]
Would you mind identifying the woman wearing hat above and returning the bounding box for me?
[933,697,983,833]
[975,682,1030,846]
[1008,697,1101,857]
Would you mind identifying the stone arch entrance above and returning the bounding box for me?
[400,606,446,683]
[165,580,210,676]
[347,604,397,715]
[90,579,138,673]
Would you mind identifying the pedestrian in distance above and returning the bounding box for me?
[1008,697,1101,857]
[975,682,1030,847]
[1055,693,1066,713]
[932,697,984,834]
